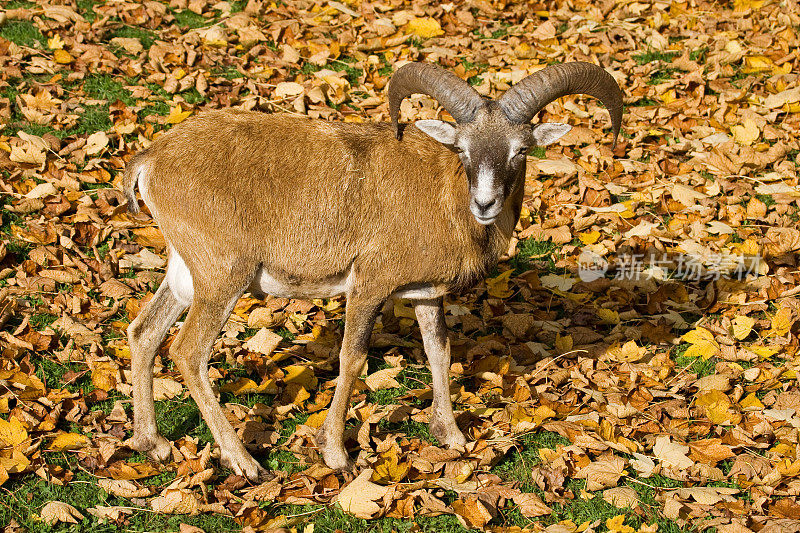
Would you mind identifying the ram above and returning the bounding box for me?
[122,61,623,480]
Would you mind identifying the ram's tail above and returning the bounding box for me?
[121,151,149,214]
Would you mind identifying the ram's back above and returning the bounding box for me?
[124,109,477,290]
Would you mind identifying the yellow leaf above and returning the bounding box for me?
[532,405,556,426]
[371,448,410,484]
[555,334,573,354]
[739,393,764,411]
[91,361,119,391]
[364,366,402,391]
[731,118,759,146]
[770,307,793,336]
[659,89,676,104]
[53,49,73,64]
[519,205,532,225]
[742,55,773,74]
[48,34,65,50]
[618,200,636,219]
[607,514,635,533]
[773,62,792,76]
[219,377,275,395]
[579,230,601,244]
[393,299,417,320]
[486,269,514,299]
[681,327,719,360]
[405,17,444,38]
[731,315,755,340]
[606,340,646,362]
[696,390,739,425]
[733,0,765,9]
[736,238,759,256]
[305,410,327,429]
[749,345,778,359]
[597,308,620,325]
[166,104,192,125]
[0,417,28,449]
[48,432,89,451]
[283,365,318,390]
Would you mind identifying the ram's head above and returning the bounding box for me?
[389,62,623,225]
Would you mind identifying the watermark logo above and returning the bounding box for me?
[578,250,609,282]
[577,252,762,282]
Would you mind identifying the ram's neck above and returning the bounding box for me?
[434,155,522,290]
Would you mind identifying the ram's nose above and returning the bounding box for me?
[473,198,497,215]
[470,197,501,225]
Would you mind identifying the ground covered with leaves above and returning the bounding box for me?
[0,0,799,531]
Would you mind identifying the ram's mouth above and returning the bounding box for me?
[474,214,497,225]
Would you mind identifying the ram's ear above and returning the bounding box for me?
[415,120,457,146]
[531,122,571,146]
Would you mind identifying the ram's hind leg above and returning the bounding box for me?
[170,275,266,481]
[414,298,466,448]
[127,281,188,461]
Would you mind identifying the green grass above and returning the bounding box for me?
[633,50,679,65]
[0,470,240,532]
[756,194,776,208]
[110,26,158,49]
[261,505,469,533]
[377,418,435,443]
[673,343,716,378]
[83,74,135,105]
[75,105,112,135]
[75,0,101,22]
[155,399,214,445]
[5,0,36,8]
[494,431,570,491]
[170,8,211,29]
[689,47,708,62]
[511,238,558,273]
[528,146,547,158]
[0,20,46,48]
[647,67,679,85]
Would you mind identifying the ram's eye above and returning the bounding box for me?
[516,147,529,156]
[453,146,464,154]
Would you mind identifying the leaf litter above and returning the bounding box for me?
[0,0,799,532]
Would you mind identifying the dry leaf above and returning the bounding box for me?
[603,487,639,508]
[41,501,84,526]
[337,469,391,519]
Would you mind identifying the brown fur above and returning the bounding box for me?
[123,109,522,478]
[124,110,516,294]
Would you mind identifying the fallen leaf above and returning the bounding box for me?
[653,436,693,470]
[48,432,89,451]
[405,17,444,38]
[603,487,639,508]
[41,501,84,526]
[337,469,390,519]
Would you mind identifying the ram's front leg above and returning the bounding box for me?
[414,298,467,448]
[317,292,385,470]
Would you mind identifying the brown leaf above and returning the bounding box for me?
[603,487,639,508]
[452,496,494,529]
[575,455,626,491]
[40,501,84,526]
[337,469,390,519]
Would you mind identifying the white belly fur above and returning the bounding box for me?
[164,250,444,304]
[251,268,352,299]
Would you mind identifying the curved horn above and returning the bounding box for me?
[499,62,624,147]
[388,62,486,140]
